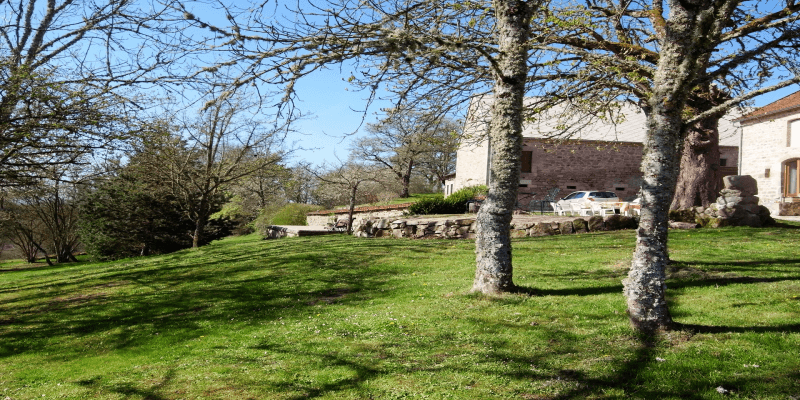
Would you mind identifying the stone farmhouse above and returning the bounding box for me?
[445,97,740,207]
[738,90,800,216]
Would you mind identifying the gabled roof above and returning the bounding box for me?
[737,90,800,123]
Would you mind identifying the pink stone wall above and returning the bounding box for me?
[514,139,740,207]
[517,139,643,204]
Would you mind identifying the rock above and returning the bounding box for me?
[723,175,758,196]
[587,216,604,231]
[510,229,528,238]
[669,209,696,223]
[738,213,763,227]
[573,218,587,233]
[375,219,390,229]
[716,206,732,218]
[530,222,555,237]
[559,220,574,234]
[669,221,700,229]
[708,217,730,228]
[604,214,623,231]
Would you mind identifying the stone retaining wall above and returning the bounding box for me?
[351,214,638,239]
[306,203,413,226]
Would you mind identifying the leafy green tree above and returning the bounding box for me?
[77,172,196,260]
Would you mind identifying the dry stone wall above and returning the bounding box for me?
[350,214,638,239]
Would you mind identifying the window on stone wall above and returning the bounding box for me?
[521,151,532,173]
[789,119,800,147]
[784,159,800,197]
[720,158,727,167]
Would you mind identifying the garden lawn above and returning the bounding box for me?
[1,223,799,399]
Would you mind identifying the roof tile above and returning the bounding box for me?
[738,90,800,122]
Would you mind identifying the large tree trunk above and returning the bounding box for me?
[472,0,533,295]
[624,1,718,333]
[671,87,729,210]
[670,117,722,209]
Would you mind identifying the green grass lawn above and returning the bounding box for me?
[1,224,799,399]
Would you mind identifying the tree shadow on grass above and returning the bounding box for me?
[77,370,175,400]
[0,236,421,361]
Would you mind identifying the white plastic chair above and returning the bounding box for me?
[569,202,590,216]
[590,202,615,216]
[551,202,568,216]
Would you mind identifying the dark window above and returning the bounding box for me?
[567,185,577,189]
[785,159,800,197]
[521,151,533,173]
[616,187,625,191]
[720,158,728,167]
[519,184,528,187]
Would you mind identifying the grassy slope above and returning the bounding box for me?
[0,224,799,399]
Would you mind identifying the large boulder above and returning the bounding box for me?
[723,175,758,196]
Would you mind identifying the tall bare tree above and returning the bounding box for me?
[309,160,384,234]
[352,111,460,198]
[137,95,286,248]
[0,0,181,187]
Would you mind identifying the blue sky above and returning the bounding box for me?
[288,71,799,168]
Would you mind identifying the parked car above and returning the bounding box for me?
[556,191,620,212]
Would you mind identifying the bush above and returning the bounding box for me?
[448,185,488,205]
[406,185,488,215]
[406,195,451,214]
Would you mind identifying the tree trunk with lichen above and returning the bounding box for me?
[624,1,727,333]
[471,0,534,295]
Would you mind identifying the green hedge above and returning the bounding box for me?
[406,185,488,215]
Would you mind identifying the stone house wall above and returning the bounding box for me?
[455,135,739,205]
[452,136,490,190]
[519,139,644,203]
[740,109,800,215]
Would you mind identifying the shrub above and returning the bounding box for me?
[447,185,488,205]
[406,185,488,215]
[406,195,451,215]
